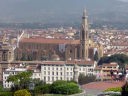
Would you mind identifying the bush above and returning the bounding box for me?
[110,95,121,96]
[35,84,51,94]
[51,80,81,95]
[104,87,122,92]
[14,89,31,96]
[41,84,51,94]
[65,82,81,94]
[35,86,42,93]
[0,92,13,96]
[51,80,67,94]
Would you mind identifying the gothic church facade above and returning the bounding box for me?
[15,10,103,61]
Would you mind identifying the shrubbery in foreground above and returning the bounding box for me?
[35,80,81,95]
[0,92,13,96]
[50,80,81,95]
[104,87,122,92]
[14,89,31,96]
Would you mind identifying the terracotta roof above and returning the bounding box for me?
[20,38,80,44]
[66,60,94,65]
[11,60,94,65]
[42,61,65,65]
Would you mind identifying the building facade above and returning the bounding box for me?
[94,62,119,81]
[41,60,95,83]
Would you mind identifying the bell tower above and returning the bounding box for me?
[80,9,89,59]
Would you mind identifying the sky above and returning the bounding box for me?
[0,0,128,23]
[118,0,128,2]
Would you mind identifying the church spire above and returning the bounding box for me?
[82,8,88,31]
[80,9,89,60]
[82,9,88,19]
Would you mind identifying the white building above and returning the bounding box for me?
[41,60,95,84]
[31,66,41,80]
[3,67,27,88]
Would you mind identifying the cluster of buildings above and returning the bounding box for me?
[0,10,127,88]
[90,28,128,56]
[3,60,95,88]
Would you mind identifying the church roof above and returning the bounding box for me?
[66,60,94,65]
[11,60,94,66]
[20,38,80,45]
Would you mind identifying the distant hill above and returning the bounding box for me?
[0,0,128,27]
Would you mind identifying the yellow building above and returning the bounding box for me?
[95,62,119,81]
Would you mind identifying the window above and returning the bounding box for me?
[48,71,50,75]
[56,72,58,75]
[44,71,46,75]
[88,69,93,72]
[44,76,46,81]
[52,72,54,75]
[67,72,69,76]
[9,72,12,75]
[48,76,50,81]
[52,77,54,81]
[8,84,10,88]
[56,77,58,80]
[70,72,72,75]
[70,50,72,53]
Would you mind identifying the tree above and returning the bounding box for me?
[94,51,99,61]
[78,73,86,85]
[78,73,96,85]
[32,79,45,87]
[98,54,128,67]
[98,56,109,65]
[7,71,32,90]
[7,75,19,85]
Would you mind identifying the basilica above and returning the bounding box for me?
[15,10,103,61]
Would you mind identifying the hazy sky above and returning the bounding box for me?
[0,0,128,23]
